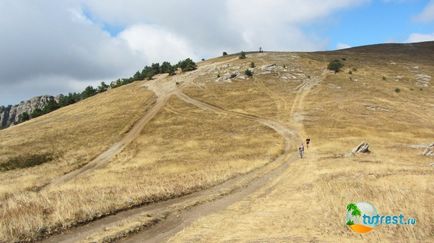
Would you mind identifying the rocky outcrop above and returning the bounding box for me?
[423,143,434,157]
[352,142,370,154]
[0,96,58,129]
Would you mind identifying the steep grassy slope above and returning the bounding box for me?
[0,65,284,241]
[0,82,155,195]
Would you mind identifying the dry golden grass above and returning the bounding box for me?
[1,49,433,242]
[0,82,155,197]
[170,52,434,242]
[0,91,283,241]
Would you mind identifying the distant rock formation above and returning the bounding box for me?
[0,96,59,129]
[352,142,370,154]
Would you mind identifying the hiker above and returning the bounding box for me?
[306,138,311,149]
[298,143,305,158]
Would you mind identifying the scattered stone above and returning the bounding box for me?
[352,142,370,154]
[415,74,431,87]
[216,71,240,82]
[259,64,287,75]
[423,143,434,157]
[364,104,392,112]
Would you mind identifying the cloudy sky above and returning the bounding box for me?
[1,0,433,105]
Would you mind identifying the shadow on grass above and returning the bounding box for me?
[0,153,53,172]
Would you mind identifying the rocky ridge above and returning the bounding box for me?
[0,96,59,129]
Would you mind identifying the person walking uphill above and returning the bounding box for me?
[298,143,305,158]
[306,138,311,148]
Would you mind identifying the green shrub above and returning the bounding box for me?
[18,112,30,123]
[250,62,255,68]
[395,88,401,93]
[81,86,97,99]
[31,108,44,118]
[327,59,344,73]
[239,51,246,59]
[177,58,197,72]
[97,82,109,93]
[245,69,253,77]
[223,51,228,56]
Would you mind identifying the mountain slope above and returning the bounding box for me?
[0,42,433,242]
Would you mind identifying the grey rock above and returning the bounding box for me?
[352,142,370,154]
[0,95,57,129]
[216,71,240,82]
[423,143,434,157]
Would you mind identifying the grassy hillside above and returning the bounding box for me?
[0,42,433,242]
[170,45,434,242]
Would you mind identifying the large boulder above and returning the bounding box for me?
[423,143,434,157]
[352,142,370,154]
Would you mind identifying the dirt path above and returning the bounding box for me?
[40,56,318,242]
[44,76,174,188]
[41,91,296,243]
[114,92,296,243]
[289,70,326,138]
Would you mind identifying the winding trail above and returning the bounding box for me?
[46,95,167,188]
[45,58,239,189]
[40,56,324,242]
[41,91,296,243]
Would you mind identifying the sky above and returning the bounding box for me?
[0,0,433,105]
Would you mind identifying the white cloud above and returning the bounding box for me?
[0,0,369,105]
[414,0,434,22]
[407,32,434,42]
[336,43,352,49]
[119,25,198,64]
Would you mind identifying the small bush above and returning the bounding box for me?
[245,69,253,77]
[382,76,387,81]
[349,70,352,75]
[327,59,344,73]
[18,112,30,123]
[239,51,246,59]
[395,88,401,93]
[223,51,228,56]
[352,67,357,72]
[250,62,255,68]
[230,74,237,79]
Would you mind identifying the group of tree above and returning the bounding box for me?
[128,58,197,82]
[15,57,197,125]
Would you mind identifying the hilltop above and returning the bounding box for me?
[0,42,433,242]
